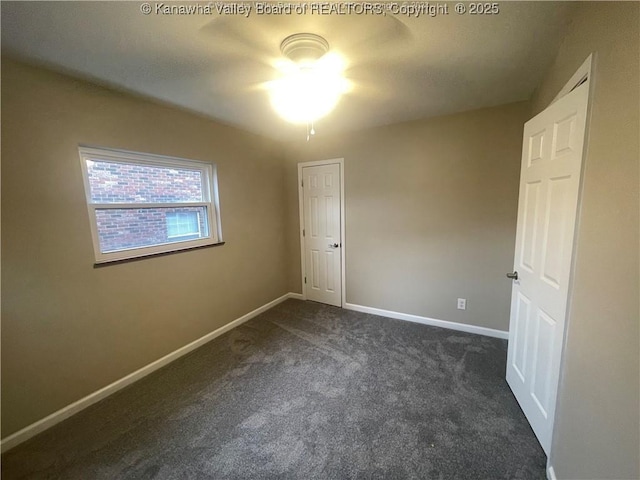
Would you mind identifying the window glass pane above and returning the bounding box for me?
[95,207,209,253]
[166,211,201,238]
[86,160,203,203]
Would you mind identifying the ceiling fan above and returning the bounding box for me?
[199,13,412,135]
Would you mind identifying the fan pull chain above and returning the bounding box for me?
[306,122,316,142]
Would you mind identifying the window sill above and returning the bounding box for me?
[93,241,225,268]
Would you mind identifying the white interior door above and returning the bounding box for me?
[302,163,342,307]
[506,81,589,454]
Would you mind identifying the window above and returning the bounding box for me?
[79,146,222,263]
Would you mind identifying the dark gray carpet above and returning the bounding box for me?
[2,299,546,479]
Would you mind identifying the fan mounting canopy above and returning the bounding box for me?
[280,33,330,63]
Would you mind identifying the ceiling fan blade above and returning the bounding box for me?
[207,58,276,95]
[200,15,290,60]
[335,14,413,63]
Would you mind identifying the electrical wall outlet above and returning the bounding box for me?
[457,298,467,310]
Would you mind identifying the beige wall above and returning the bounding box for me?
[285,102,530,332]
[531,3,639,479]
[1,59,289,437]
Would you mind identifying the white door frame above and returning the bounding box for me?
[298,158,346,306]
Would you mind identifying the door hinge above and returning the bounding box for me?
[303,229,305,237]
[301,179,304,187]
[304,277,307,284]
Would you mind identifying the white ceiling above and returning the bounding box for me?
[1,1,575,140]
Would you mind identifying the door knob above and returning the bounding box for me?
[328,243,339,248]
[506,271,518,280]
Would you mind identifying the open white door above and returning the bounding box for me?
[300,162,343,307]
[506,81,589,454]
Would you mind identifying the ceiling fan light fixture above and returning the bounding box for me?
[268,33,348,127]
[269,68,347,124]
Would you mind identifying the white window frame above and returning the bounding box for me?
[78,146,222,264]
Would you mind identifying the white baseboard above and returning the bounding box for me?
[1,292,300,453]
[343,302,509,339]
[547,465,557,480]
[1,293,503,452]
